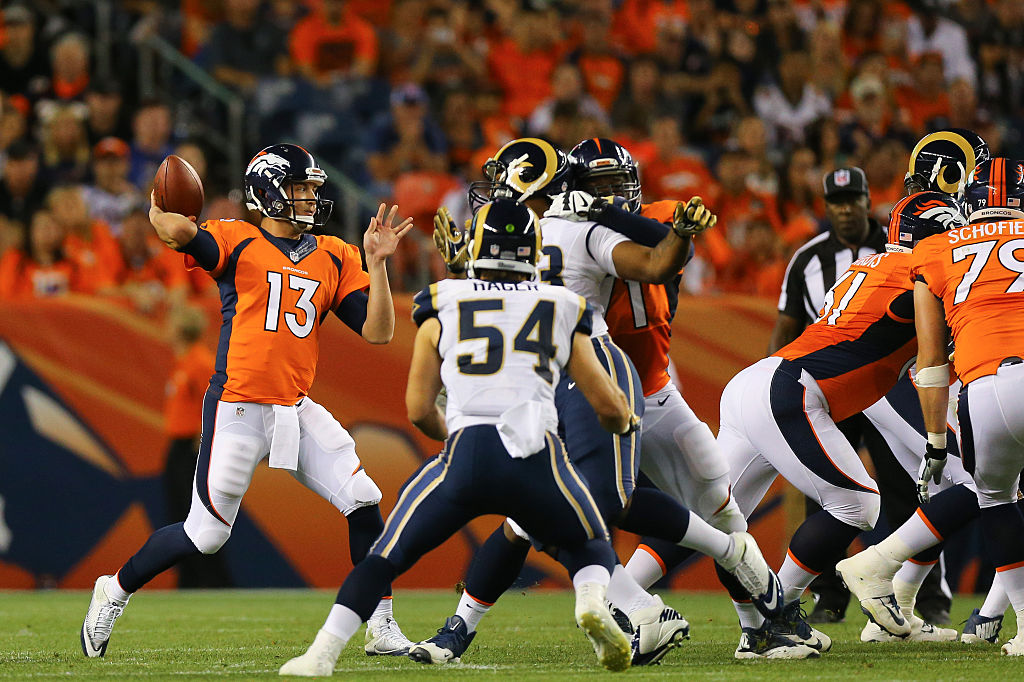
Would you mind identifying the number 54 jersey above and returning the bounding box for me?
[774,251,917,423]
[185,219,370,405]
[412,278,592,439]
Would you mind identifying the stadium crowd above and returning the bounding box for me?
[0,0,1022,302]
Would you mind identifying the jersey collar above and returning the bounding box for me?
[258,226,319,264]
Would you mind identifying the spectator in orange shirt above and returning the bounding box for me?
[289,0,378,84]
[708,150,782,274]
[641,114,716,204]
[611,0,688,56]
[610,56,675,142]
[486,5,566,121]
[0,210,83,299]
[841,0,884,62]
[40,33,91,106]
[861,136,910,224]
[568,10,625,112]
[775,146,825,248]
[527,62,608,138]
[161,304,231,588]
[894,52,951,135]
[46,184,119,295]
[113,208,188,315]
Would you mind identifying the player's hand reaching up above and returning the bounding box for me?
[364,203,414,264]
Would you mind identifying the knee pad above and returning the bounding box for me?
[337,469,382,514]
[824,492,880,531]
[675,420,729,482]
[183,516,232,554]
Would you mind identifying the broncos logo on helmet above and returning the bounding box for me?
[961,157,1024,223]
[905,128,990,197]
[886,191,965,253]
[468,138,574,212]
[244,143,332,230]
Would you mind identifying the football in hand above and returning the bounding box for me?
[153,155,204,220]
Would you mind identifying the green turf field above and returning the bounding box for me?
[0,588,1015,679]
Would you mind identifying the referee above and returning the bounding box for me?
[767,167,952,625]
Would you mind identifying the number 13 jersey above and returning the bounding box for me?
[185,219,370,405]
[412,278,592,435]
[774,251,917,422]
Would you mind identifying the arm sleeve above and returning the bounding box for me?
[585,224,629,278]
[591,202,669,248]
[574,296,594,337]
[412,283,439,326]
[179,227,221,273]
[332,289,368,334]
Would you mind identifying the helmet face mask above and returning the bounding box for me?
[465,198,543,280]
[569,138,642,212]
[245,144,334,231]
[885,191,966,253]
[467,138,573,212]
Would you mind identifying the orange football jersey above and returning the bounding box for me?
[605,201,678,396]
[185,219,370,404]
[911,220,1024,385]
[775,251,917,422]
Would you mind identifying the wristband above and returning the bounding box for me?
[927,432,946,449]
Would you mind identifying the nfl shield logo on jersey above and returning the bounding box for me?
[236,406,245,417]
[288,251,300,263]
[835,169,851,186]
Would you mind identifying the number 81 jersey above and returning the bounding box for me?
[412,278,592,434]
[185,219,370,405]
[774,251,917,422]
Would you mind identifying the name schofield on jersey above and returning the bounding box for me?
[472,281,540,292]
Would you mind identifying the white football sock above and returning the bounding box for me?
[893,559,935,614]
[980,575,1010,618]
[733,600,764,629]
[572,564,611,590]
[455,591,491,634]
[779,550,819,604]
[625,545,666,591]
[997,564,1024,615]
[679,512,732,560]
[106,574,131,603]
[368,596,393,624]
[323,603,362,643]
[607,563,658,615]
[881,511,941,561]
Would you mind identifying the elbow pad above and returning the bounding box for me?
[914,363,950,388]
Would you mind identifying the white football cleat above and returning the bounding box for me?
[575,582,631,672]
[280,628,344,677]
[861,614,957,642]
[1001,634,1024,656]
[836,547,909,637]
[717,532,784,620]
[628,595,689,666]
[365,617,413,656]
[80,575,129,658]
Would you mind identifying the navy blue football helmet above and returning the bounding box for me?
[468,138,574,212]
[569,138,642,212]
[961,158,1024,222]
[885,191,965,253]
[905,128,990,197]
[466,198,542,279]
[244,144,332,229]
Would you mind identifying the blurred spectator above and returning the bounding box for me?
[41,32,91,106]
[376,0,427,83]
[173,141,209,193]
[82,137,140,234]
[861,137,910,224]
[732,116,780,196]
[0,210,82,299]
[611,57,673,140]
[0,5,49,100]
[906,0,976,89]
[838,74,896,159]
[289,0,378,85]
[642,115,715,204]
[128,100,174,189]
[806,117,845,173]
[528,63,607,138]
[112,208,188,315]
[753,51,831,146]
[568,10,625,111]
[775,146,824,247]
[807,19,847,99]
[841,0,884,62]
[408,6,485,94]
[46,185,118,295]
[161,304,231,588]
[756,0,807,67]
[975,0,1024,120]
[366,83,447,190]
[0,94,29,169]
[440,90,483,177]
[716,215,789,297]
[895,52,951,135]
[206,0,288,95]
[180,0,222,58]
[692,60,750,141]
[487,5,567,121]
[83,79,129,145]
[612,0,688,56]
[0,140,48,231]
[40,104,90,185]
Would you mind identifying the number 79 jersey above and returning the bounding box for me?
[412,278,592,434]
[911,220,1024,385]
[774,251,917,422]
[185,219,370,405]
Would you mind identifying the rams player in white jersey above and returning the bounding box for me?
[280,198,638,675]
[412,138,785,668]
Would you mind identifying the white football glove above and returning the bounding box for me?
[916,443,947,504]
[544,190,598,222]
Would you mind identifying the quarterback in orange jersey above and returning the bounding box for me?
[713,192,967,647]
[906,158,1024,656]
[80,144,416,661]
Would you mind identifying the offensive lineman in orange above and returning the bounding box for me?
[843,158,1024,656]
[80,144,416,660]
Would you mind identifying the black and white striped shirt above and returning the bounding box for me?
[777,219,886,324]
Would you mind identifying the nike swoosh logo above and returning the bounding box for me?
[761,585,779,613]
[657,396,669,406]
[568,382,576,389]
